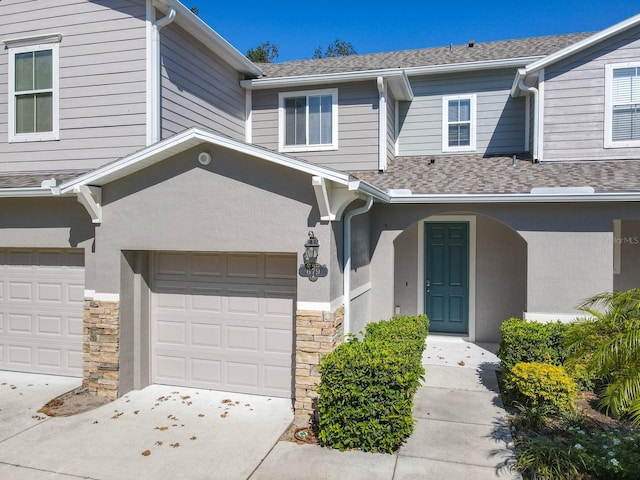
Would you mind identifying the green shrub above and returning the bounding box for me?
[316,315,428,453]
[509,362,577,413]
[497,317,569,373]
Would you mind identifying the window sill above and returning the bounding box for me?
[9,132,59,143]
[604,140,640,149]
[280,144,338,153]
[442,147,476,154]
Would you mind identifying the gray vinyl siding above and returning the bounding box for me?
[543,27,640,161]
[160,21,245,140]
[398,69,526,156]
[386,89,396,166]
[0,0,147,172]
[251,81,379,171]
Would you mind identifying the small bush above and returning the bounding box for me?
[509,362,577,413]
[497,317,569,373]
[316,315,428,453]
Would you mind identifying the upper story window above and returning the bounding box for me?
[442,94,476,153]
[605,63,640,148]
[4,34,62,143]
[278,89,338,152]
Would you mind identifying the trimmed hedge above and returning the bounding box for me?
[497,317,569,373]
[316,315,428,453]
[509,362,577,413]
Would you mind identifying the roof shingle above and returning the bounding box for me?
[351,155,640,194]
[256,33,592,78]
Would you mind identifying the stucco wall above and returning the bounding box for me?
[93,145,332,304]
[370,202,640,340]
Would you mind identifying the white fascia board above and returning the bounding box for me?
[151,0,262,77]
[522,13,640,75]
[0,187,60,198]
[242,57,540,92]
[387,192,640,204]
[59,128,355,193]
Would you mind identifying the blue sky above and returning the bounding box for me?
[191,1,640,62]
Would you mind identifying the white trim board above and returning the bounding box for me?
[418,215,477,342]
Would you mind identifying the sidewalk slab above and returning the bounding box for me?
[394,456,519,480]
[0,372,80,443]
[250,441,396,480]
[0,384,292,480]
[0,463,93,480]
[424,364,499,393]
[413,386,506,426]
[400,418,515,469]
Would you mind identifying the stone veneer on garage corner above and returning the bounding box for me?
[83,300,120,399]
[294,306,344,422]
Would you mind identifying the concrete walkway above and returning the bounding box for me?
[0,337,520,479]
[252,336,520,479]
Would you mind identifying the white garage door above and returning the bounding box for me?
[152,252,296,398]
[0,249,84,377]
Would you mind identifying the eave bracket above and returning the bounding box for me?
[312,176,355,222]
[74,185,102,224]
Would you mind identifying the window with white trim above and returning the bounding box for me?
[5,35,61,142]
[278,89,338,152]
[605,63,640,148]
[442,94,476,153]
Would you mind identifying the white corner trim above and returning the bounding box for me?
[74,185,102,224]
[394,99,400,156]
[245,89,252,143]
[418,215,477,342]
[145,0,155,146]
[85,291,120,302]
[537,69,545,161]
[523,312,580,323]
[377,76,388,171]
[524,94,530,152]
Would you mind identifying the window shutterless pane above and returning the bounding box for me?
[36,92,53,132]
[285,96,306,145]
[16,95,35,133]
[34,50,53,90]
[308,95,321,144]
[612,105,640,141]
[320,94,332,144]
[448,100,459,122]
[459,99,471,121]
[15,52,34,92]
[448,124,470,146]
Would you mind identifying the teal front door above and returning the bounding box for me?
[425,222,469,334]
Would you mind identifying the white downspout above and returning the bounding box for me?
[151,6,176,143]
[518,78,539,161]
[343,195,374,337]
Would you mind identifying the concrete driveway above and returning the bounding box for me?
[0,371,293,480]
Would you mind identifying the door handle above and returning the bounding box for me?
[425,279,430,292]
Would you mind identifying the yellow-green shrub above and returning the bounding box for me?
[509,362,576,413]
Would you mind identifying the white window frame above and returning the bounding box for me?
[5,34,62,143]
[605,62,640,149]
[442,94,477,153]
[278,88,338,153]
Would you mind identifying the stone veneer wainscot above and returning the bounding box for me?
[83,300,120,399]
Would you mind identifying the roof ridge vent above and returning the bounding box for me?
[468,40,475,48]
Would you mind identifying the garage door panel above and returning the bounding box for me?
[152,252,294,398]
[1,249,84,377]
[155,319,187,346]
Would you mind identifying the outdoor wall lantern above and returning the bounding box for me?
[299,231,328,282]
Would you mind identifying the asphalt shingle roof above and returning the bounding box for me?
[256,33,592,78]
[351,155,640,195]
[0,170,89,189]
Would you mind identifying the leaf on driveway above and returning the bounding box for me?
[170,443,180,448]
[141,450,151,456]
[190,436,197,441]
[155,441,163,446]
[155,426,169,431]
[220,412,228,418]
[198,413,205,417]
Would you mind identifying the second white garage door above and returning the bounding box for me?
[151,252,296,398]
